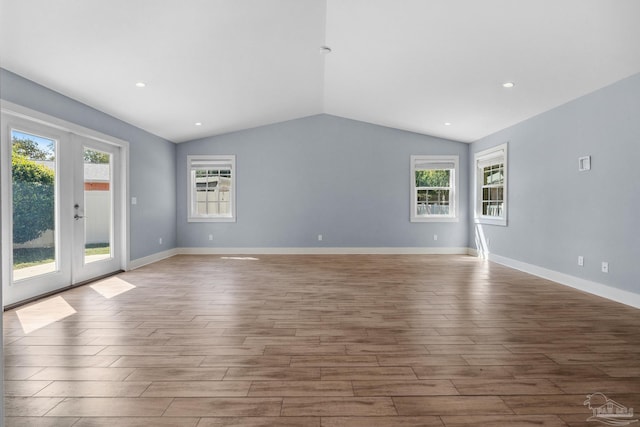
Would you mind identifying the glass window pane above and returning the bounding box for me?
[434,205,450,215]
[427,189,450,204]
[483,168,491,185]
[416,169,451,187]
[482,201,504,217]
[482,187,490,201]
[84,148,112,264]
[494,167,504,184]
[12,130,57,280]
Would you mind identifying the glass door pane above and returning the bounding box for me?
[83,148,112,264]
[11,130,58,281]
[72,136,121,285]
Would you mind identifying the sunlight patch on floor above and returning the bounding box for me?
[16,296,77,334]
[474,223,490,259]
[90,277,136,299]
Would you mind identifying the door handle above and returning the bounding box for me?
[74,204,86,220]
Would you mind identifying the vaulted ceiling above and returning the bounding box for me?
[2,0,640,143]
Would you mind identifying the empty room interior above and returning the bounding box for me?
[1,0,640,426]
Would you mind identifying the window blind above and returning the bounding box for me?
[189,159,233,171]
[476,150,504,169]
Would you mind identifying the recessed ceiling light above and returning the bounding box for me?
[502,82,515,88]
[135,82,146,88]
[195,122,202,126]
[320,46,332,54]
[444,122,452,126]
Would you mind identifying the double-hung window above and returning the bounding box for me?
[410,155,458,222]
[474,143,507,226]
[188,155,236,222]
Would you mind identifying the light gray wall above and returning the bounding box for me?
[470,72,640,294]
[0,69,177,260]
[177,114,469,248]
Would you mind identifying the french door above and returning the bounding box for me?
[2,113,125,306]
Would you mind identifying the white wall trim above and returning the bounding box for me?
[177,247,471,255]
[128,248,179,270]
[488,253,640,309]
[467,247,480,257]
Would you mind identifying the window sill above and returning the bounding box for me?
[411,216,459,223]
[188,217,236,223]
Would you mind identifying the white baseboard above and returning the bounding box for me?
[127,248,179,270]
[177,246,471,255]
[488,253,640,309]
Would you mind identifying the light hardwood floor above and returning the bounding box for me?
[3,254,640,426]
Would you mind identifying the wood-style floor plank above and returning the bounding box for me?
[4,254,640,425]
[440,414,567,426]
[197,417,319,427]
[163,397,282,417]
[281,396,397,416]
[320,416,444,427]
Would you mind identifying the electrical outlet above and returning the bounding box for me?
[131,196,137,205]
[158,237,162,245]
[578,155,591,171]
[578,256,584,266]
[601,262,609,273]
[209,234,213,241]
[433,234,438,241]
[318,234,323,241]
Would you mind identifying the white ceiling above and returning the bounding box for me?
[2,0,640,143]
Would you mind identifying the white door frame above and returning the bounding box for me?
[1,101,130,307]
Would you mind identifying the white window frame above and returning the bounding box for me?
[187,155,236,222]
[474,143,507,226]
[410,155,459,222]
